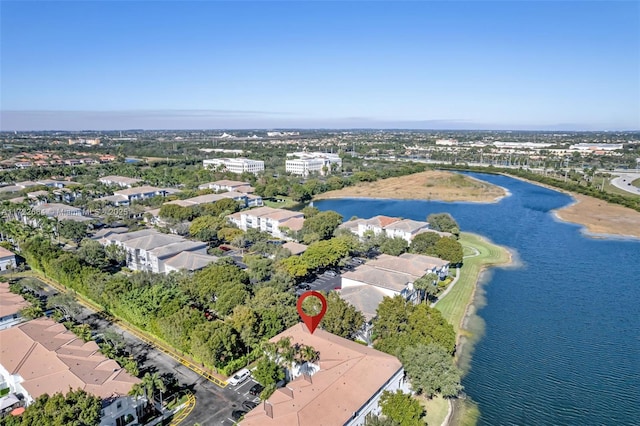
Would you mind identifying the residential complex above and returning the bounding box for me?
[203,158,265,175]
[285,152,342,177]
[98,175,143,188]
[100,229,217,274]
[241,324,407,426]
[339,215,444,243]
[0,248,16,272]
[0,282,29,330]
[0,318,144,426]
[228,207,305,240]
[340,253,449,321]
[198,179,255,194]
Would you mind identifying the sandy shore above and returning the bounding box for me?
[553,194,640,239]
[314,170,507,203]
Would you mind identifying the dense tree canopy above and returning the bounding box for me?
[0,389,101,426]
[372,296,456,356]
[427,213,460,237]
[434,236,464,265]
[379,390,425,426]
[409,231,441,255]
[301,210,343,241]
[379,236,409,256]
[401,344,463,398]
[320,291,365,339]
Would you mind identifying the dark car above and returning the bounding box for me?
[242,400,258,411]
[297,283,311,290]
[231,410,247,421]
[249,383,264,396]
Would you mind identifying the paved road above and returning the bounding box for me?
[25,275,261,426]
[610,172,640,196]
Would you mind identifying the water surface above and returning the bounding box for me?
[315,173,640,425]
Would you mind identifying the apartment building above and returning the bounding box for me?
[339,215,439,243]
[203,158,264,175]
[101,229,215,274]
[198,179,255,194]
[227,207,304,240]
[0,282,29,330]
[241,324,407,426]
[340,253,449,322]
[0,318,144,426]
[98,175,143,188]
[285,152,342,177]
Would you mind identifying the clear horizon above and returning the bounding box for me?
[1,1,639,131]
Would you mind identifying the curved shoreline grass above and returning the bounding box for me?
[423,232,512,426]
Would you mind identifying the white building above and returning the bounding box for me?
[241,324,408,426]
[101,229,214,274]
[285,152,342,177]
[0,318,144,426]
[98,175,143,188]
[0,282,29,331]
[339,215,441,243]
[0,247,17,272]
[340,253,449,322]
[227,207,304,240]
[198,179,255,194]
[203,158,264,175]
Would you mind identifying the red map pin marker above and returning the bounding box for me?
[296,291,327,334]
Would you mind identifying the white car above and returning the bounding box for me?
[227,368,251,386]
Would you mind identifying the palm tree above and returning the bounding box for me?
[142,372,166,410]
[413,273,439,303]
[299,345,319,364]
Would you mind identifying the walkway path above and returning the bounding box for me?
[431,246,479,307]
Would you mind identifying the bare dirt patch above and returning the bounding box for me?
[315,171,507,202]
[554,194,640,239]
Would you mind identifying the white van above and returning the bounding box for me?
[227,368,251,386]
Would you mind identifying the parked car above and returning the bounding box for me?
[324,270,338,277]
[231,410,247,421]
[227,368,251,386]
[297,283,311,290]
[242,400,258,411]
[249,383,264,396]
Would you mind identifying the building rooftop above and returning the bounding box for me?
[338,285,387,322]
[0,318,139,400]
[0,247,16,259]
[113,186,167,197]
[383,219,429,233]
[241,324,402,426]
[342,264,416,293]
[148,240,207,259]
[0,282,29,319]
[99,175,142,185]
[163,252,219,272]
[282,241,308,256]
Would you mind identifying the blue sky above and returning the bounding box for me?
[1,1,638,130]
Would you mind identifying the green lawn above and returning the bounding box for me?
[263,196,301,209]
[435,232,511,334]
[421,394,450,426]
[429,233,510,426]
[632,178,640,189]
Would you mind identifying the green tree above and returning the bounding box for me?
[379,390,425,426]
[190,321,243,368]
[16,389,101,426]
[58,220,88,243]
[379,236,409,256]
[244,255,274,282]
[301,210,343,241]
[142,372,167,407]
[434,237,463,264]
[190,215,225,242]
[20,305,44,319]
[401,344,463,398]
[409,231,441,255]
[372,296,455,356]
[77,238,109,269]
[412,273,439,303]
[105,243,127,265]
[252,357,285,388]
[427,213,460,237]
[320,291,365,339]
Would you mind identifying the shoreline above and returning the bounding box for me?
[430,232,513,426]
[502,173,640,240]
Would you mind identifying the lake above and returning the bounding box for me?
[314,172,640,425]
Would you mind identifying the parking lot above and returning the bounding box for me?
[218,377,262,425]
